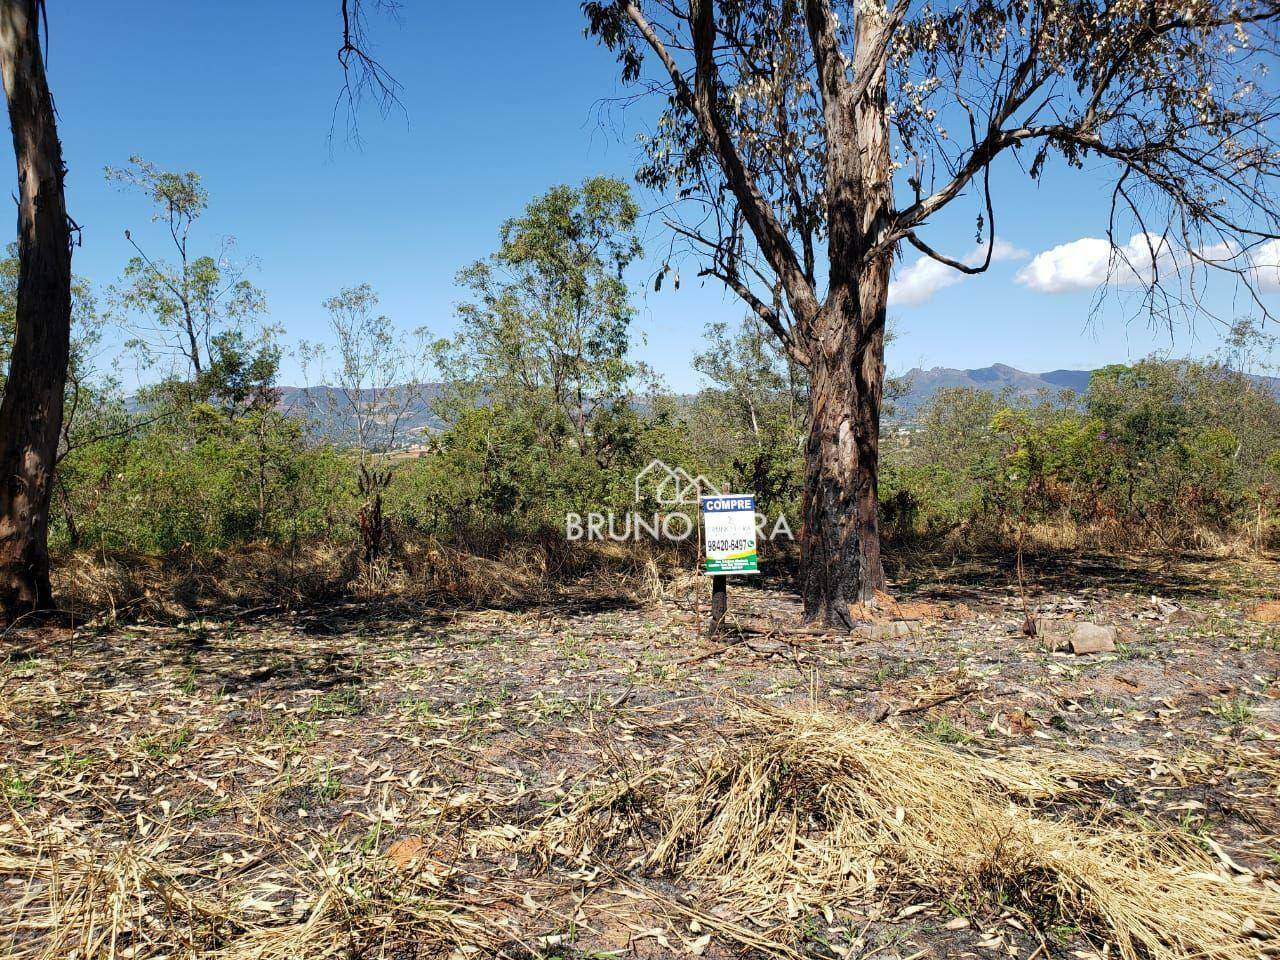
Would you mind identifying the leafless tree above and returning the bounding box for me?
[586,0,1280,625]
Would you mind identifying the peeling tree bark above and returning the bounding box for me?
[798,0,894,624]
[801,281,889,624]
[0,0,71,621]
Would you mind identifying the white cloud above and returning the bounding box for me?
[1015,232,1188,293]
[888,238,1026,308]
[1014,237,1112,293]
[1248,238,1280,291]
[1016,232,1280,295]
[889,254,965,307]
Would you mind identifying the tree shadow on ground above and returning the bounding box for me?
[3,589,644,703]
[889,550,1267,605]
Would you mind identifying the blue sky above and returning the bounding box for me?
[46,1,1277,392]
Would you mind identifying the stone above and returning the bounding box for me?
[1068,622,1117,655]
[872,620,919,641]
[1034,618,1071,647]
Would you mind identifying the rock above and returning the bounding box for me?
[872,620,919,640]
[1068,622,1117,655]
[1034,618,1071,646]
[1035,618,1117,654]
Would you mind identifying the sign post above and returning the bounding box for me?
[709,572,728,632]
[700,493,758,635]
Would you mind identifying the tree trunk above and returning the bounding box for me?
[800,277,888,626]
[0,0,72,620]
[797,0,895,627]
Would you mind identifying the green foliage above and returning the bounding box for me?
[52,339,1280,562]
[412,178,657,534]
[106,156,275,407]
[54,400,351,554]
[438,177,648,462]
[34,169,1280,571]
[690,316,805,517]
[883,387,1008,532]
[888,356,1280,546]
[0,248,104,402]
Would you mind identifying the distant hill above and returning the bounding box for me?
[892,363,1280,417]
[274,384,448,441]
[274,368,1093,437]
[892,363,1092,416]
[130,364,1278,443]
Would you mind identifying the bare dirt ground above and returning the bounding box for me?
[2,553,1279,959]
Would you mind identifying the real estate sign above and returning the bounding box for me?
[700,494,759,575]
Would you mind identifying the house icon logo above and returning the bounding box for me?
[633,459,719,505]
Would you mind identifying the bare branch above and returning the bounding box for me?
[623,0,821,323]
[332,0,404,148]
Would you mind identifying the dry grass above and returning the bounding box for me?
[0,821,492,959]
[11,553,1280,959]
[519,700,1280,960]
[915,514,1276,559]
[49,533,673,623]
[1249,600,1280,623]
[51,544,352,622]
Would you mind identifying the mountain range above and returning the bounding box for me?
[266,363,1280,441]
[273,385,448,438]
[892,362,1280,416]
[891,363,1095,416]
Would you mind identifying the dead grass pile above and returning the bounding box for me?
[52,544,351,622]
[352,539,548,607]
[520,700,1279,960]
[915,515,1274,560]
[0,828,232,958]
[49,531,670,623]
[0,823,492,959]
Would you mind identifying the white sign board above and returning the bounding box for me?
[700,494,759,575]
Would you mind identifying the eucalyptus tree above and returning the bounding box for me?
[585,0,1280,625]
[693,316,808,514]
[440,177,646,464]
[105,158,277,411]
[0,0,72,619]
[0,2,395,621]
[695,316,802,447]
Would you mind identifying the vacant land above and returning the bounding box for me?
[2,554,1279,959]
